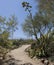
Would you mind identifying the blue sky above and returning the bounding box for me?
[0,0,37,39]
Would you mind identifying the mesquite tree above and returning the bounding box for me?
[22,1,54,57]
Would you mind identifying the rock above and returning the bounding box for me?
[33,57,36,59]
[44,59,49,65]
[41,58,45,63]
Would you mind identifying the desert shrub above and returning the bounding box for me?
[0,39,12,49]
[0,46,10,65]
[28,31,54,59]
[12,39,35,47]
[13,40,19,46]
[46,42,54,56]
[31,43,36,49]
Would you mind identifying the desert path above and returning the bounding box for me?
[9,45,43,65]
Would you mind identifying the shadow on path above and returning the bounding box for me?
[2,55,33,65]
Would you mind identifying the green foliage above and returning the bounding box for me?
[12,39,35,46]
[0,15,18,48]
[30,31,54,58]
[0,15,18,62]
[12,40,20,47]
[22,16,34,36]
[36,0,54,26]
[6,15,18,39]
[22,2,32,12]
[22,0,54,59]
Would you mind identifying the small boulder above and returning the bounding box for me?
[44,59,49,65]
[41,58,45,63]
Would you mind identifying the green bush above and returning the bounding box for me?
[28,31,54,59]
[13,40,20,46]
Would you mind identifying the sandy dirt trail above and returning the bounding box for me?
[10,45,43,65]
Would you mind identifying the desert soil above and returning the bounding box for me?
[8,45,44,65]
